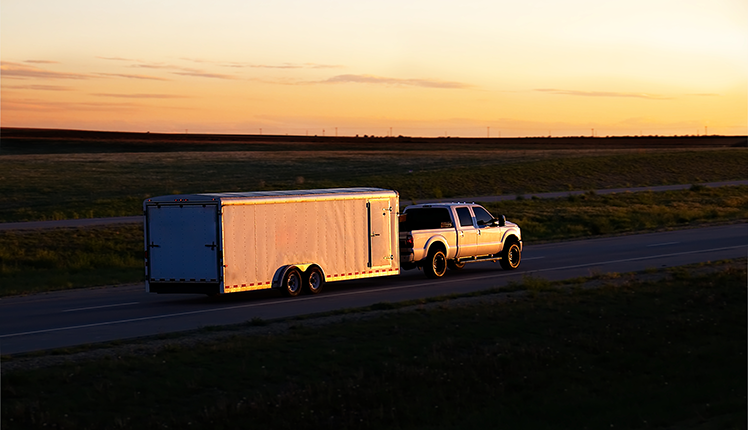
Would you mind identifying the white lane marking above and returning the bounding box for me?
[62,302,139,313]
[1,244,745,339]
[647,242,680,247]
[522,256,545,261]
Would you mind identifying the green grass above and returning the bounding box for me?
[1,149,746,222]
[1,186,745,297]
[0,226,143,296]
[2,264,745,429]
[484,185,748,241]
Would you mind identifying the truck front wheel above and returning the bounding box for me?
[282,267,303,297]
[500,242,521,270]
[424,248,447,279]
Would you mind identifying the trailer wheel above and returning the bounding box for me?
[304,266,325,294]
[500,241,521,270]
[448,259,465,271]
[282,267,303,297]
[424,248,447,279]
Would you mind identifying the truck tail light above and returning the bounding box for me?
[405,234,413,247]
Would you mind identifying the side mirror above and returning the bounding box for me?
[497,215,506,227]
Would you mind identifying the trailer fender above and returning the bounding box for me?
[272,263,316,289]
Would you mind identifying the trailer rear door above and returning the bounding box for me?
[146,204,220,283]
[367,199,393,269]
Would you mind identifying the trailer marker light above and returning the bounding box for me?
[348,273,352,276]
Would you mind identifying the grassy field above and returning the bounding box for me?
[2,262,745,429]
[1,186,746,297]
[1,148,747,222]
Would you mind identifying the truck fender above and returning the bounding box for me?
[500,233,521,252]
[423,235,451,260]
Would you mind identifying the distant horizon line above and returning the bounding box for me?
[2,126,746,139]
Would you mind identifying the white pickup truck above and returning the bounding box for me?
[399,203,522,278]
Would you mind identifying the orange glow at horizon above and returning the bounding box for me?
[2,0,746,137]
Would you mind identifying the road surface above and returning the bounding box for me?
[1,223,745,355]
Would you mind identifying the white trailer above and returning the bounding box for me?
[144,188,399,296]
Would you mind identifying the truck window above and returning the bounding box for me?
[401,208,453,231]
[455,207,474,227]
[473,206,494,226]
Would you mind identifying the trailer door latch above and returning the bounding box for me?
[205,242,217,250]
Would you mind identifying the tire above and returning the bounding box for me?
[281,267,303,297]
[500,242,521,270]
[448,259,465,271]
[304,266,325,295]
[424,248,447,279]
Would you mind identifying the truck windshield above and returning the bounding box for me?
[400,208,453,231]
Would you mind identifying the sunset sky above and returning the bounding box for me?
[2,0,746,137]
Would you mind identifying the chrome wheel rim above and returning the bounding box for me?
[433,253,446,276]
[508,245,520,268]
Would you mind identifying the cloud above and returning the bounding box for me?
[0,61,92,80]
[96,56,136,62]
[534,88,671,100]
[245,62,343,70]
[180,57,344,70]
[95,72,170,81]
[3,84,73,91]
[123,61,237,79]
[24,60,59,64]
[688,93,719,97]
[320,74,471,89]
[92,93,188,99]
[1,99,141,112]
[171,69,237,79]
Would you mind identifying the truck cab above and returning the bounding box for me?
[399,203,522,278]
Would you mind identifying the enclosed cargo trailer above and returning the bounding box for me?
[144,188,399,296]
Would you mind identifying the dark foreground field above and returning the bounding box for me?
[2,261,745,430]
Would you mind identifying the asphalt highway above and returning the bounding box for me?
[1,223,745,355]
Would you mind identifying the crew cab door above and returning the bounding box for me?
[454,206,478,258]
[473,205,503,256]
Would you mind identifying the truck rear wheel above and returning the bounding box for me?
[424,248,447,278]
[304,266,325,294]
[282,267,303,297]
[500,242,521,270]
